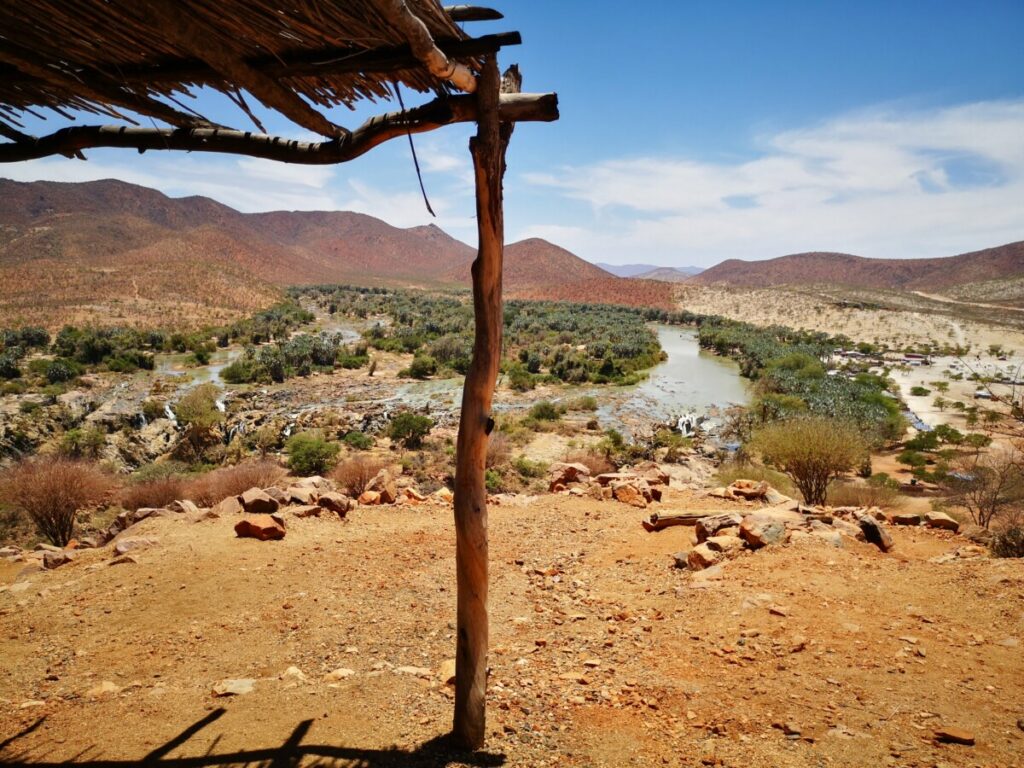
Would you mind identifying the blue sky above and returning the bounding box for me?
[4,1,1024,267]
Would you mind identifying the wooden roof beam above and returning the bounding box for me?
[141,0,348,138]
[375,0,477,93]
[444,6,504,22]
[0,92,559,165]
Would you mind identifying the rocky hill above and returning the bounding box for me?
[691,241,1024,290]
[0,178,674,326]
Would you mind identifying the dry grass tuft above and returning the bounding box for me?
[563,449,614,477]
[332,456,388,498]
[120,476,188,512]
[187,460,287,506]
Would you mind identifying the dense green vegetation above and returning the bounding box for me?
[0,300,315,391]
[293,285,665,387]
[694,316,905,445]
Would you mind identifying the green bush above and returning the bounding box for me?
[286,432,340,476]
[402,354,438,380]
[485,468,503,493]
[388,412,433,449]
[343,430,374,450]
[0,352,21,379]
[528,401,560,421]
[46,358,78,383]
[60,427,106,459]
[909,386,931,397]
[897,450,928,468]
[512,455,548,479]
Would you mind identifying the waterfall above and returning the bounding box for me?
[164,403,178,425]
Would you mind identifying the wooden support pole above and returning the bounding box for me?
[452,54,509,750]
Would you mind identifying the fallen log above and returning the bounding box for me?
[642,511,708,532]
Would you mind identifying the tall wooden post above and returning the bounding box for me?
[452,55,512,750]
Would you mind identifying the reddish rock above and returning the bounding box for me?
[238,488,279,515]
[234,515,285,541]
[695,513,744,543]
[212,495,243,516]
[548,462,591,492]
[317,492,351,517]
[934,727,974,745]
[925,511,960,532]
[286,485,318,505]
[739,514,787,549]
[687,543,722,571]
[890,511,922,526]
[856,512,894,552]
[612,482,647,509]
[288,505,322,518]
[367,470,398,504]
[358,490,381,506]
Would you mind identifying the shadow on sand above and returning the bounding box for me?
[0,711,506,768]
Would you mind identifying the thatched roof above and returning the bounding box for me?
[0,1,515,139]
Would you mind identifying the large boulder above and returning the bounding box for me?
[317,491,351,517]
[211,495,243,516]
[729,479,769,500]
[286,485,318,505]
[366,470,398,504]
[548,462,591,492]
[167,499,201,515]
[890,511,922,526]
[238,487,279,515]
[234,515,285,541]
[855,512,894,552]
[739,514,787,549]
[695,512,744,543]
[924,510,960,532]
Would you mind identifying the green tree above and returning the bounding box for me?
[754,417,867,506]
[173,383,224,459]
[388,412,433,448]
[286,432,340,476]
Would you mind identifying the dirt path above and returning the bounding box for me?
[1,491,1022,767]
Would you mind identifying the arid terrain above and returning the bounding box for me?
[2,485,1022,768]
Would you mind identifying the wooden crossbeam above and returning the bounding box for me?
[0,93,559,164]
[443,5,504,22]
[374,0,477,93]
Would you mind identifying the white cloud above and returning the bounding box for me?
[523,99,1024,266]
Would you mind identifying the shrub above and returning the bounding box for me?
[528,401,560,421]
[331,456,387,497]
[0,458,114,546]
[173,383,224,458]
[142,398,166,422]
[910,386,931,397]
[486,433,512,468]
[285,432,340,476]
[753,417,867,505]
[120,475,188,512]
[897,450,928,468]
[512,455,548,479]
[945,445,1024,528]
[485,468,503,493]
[46,358,78,384]
[568,395,599,412]
[0,352,20,379]
[827,481,903,509]
[991,527,1024,558]
[343,430,374,450]
[402,354,437,380]
[388,412,433,449]
[186,460,287,506]
[60,426,106,459]
[563,449,614,476]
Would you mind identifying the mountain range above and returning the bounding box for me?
[597,263,704,280]
[0,178,674,329]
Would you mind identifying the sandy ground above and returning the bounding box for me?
[677,285,1024,352]
[1,490,1022,768]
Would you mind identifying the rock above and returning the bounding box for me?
[86,681,121,699]
[279,666,307,682]
[238,487,279,515]
[113,537,159,556]
[438,658,457,686]
[293,476,328,490]
[695,513,744,543]
[404,487,428,502]
[595,472,637,487]
[433,487,454,503]
[934,727,974,745]
[166,499,200,515]
[924,511,960,532]
[43,550,74,569]
[856,513,894,552]
[234,515,285,541]
[548,462,592,492]
[325,668,356,681]
[212,678,255,697]
[612,481,647,509]
[890,511,922,526]
[687,543,723,571]
[739,514,787,549]
[0,546,22,559]
[288,505,322,518]
[631,462,670,486]
[672,551,689,569]
[317,491,351,517]
[764,488,792,504]
[263,486,289,505]
[367,469,398,504]
[286,485,318,505]
[358,490,381,506]
[211,495,244,516]
[729,479,769,500]
[704,535,744,553]
[960,524,991,544]
[77,536,102,549]
[34,543,62,553]
[394,666,432,678]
